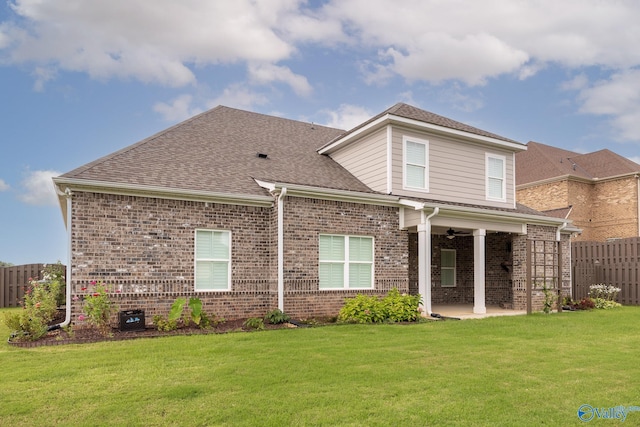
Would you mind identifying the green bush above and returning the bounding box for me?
[337,288,421,324]
[81,282,117,334]
[243,317,265,331]
[382,288,422,322]
[337,294,385,324]
[4,271,64,341]
[265,309,290,324]
[593,298,622,310]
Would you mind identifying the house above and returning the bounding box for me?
[53,103,578,324]
[516,141,640,242]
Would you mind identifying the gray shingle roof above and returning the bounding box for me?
[61,106,373,196]
[329,102,521,146]
[516,141,640,185]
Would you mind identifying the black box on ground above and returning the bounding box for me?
[119,310,146,332]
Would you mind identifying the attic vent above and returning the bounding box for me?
[257,153,268,159]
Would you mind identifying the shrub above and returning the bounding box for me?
[4,271,65,341]
[592,298,622,310]
[576,297,595,310]
[243,317,265,331]
[82,281,117,334]
[265,309,290,324]
[381,288,422,322]
[589,284,621,302]
[338,288,422,324]
[338,294,385,324]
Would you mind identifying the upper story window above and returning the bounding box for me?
[319,234,374,289]
[486,153,506,202]
[195,229,231,291]
[403,136,429,191]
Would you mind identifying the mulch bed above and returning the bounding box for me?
[6,313,332,348]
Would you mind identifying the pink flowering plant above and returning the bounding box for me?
[81,281,117,335]
[3,263,65,341]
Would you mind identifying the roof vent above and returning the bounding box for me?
[257,153,268,159]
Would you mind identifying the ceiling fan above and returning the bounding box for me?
[445,228,470,239]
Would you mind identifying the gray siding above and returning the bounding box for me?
[392,127,515,208]
[329,127,388,193]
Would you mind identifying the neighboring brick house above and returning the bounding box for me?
[516,141,640,241]
[53,104,577,325]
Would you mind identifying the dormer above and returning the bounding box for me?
[318,103,526,209]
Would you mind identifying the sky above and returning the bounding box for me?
[1,0,640,265]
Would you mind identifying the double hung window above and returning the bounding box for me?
[319,235,374,289]
[404,137,429,191]
[195,229,231,291]
[486,154,506,201]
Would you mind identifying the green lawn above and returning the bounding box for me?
[1,307,639,426]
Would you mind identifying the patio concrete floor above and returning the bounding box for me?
[429,304,527,320]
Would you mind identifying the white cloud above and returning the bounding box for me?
[2,0,297,86]
[18,170,60,206]
[561,74,589,92]
[0,179,10,191]
[206,83,269,111]
[576,70,640,141]
[31,66,56,91]
[248,63,313,97]
[382,33,529,86]
[153,94,203,122]
[323,104,373,130]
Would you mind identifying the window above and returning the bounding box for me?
[441,249,456,287]
[403,136,429,191]
[486,154,506,201]
[195,229,231,291]
[319,235,374,289]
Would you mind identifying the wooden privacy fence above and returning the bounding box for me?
[572,238,640,305]
[0,264,45,308]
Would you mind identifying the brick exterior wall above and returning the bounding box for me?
[517,177,639,242]
[590,178,639,241]
[69,192,409,326]
[281,197,409,318]
[517,181,569,212]
[511,224,571,311]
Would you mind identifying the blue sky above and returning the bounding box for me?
[1,0,640,265]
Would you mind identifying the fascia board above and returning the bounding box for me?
[52,177,274,207]
[272,182,399,206]
[400,199,574,228]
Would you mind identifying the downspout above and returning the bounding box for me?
[277,187,287,311]
[557,221,568,303]
[50,188,73,330]
[419,207,439,316]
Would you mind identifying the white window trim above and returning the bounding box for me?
[194,229,231,292]
[319,234,375,290]
[441,249,456,288]
[403,136,429,192]
[486,153,506,202]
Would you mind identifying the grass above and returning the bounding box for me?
[1,307,639,426]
